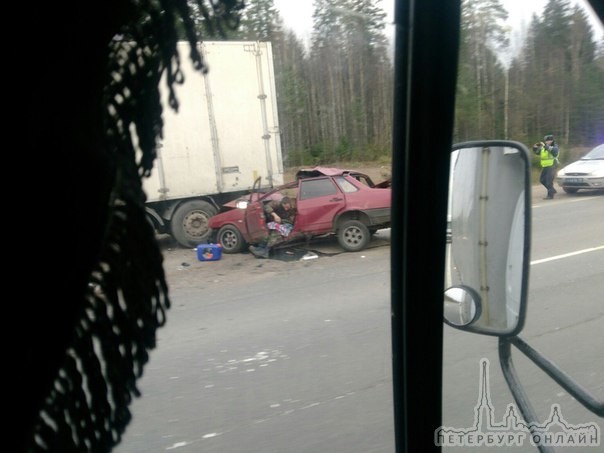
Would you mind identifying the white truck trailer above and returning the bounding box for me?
[144,41,284,247]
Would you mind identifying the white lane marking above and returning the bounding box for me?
[531,245,604,265]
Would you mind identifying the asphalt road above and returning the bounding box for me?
[116,232,394,453]
[115,188,603,453]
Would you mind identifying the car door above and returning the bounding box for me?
[296,176,347,233]
[244,198,267,244]
[242,177,268,243]
[245,180,300,243]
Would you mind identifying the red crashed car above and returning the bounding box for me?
[208,167,391,254]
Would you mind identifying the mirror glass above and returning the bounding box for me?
[444,141,531,336]
[443,286,481,326]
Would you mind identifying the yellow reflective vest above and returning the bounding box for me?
[539,147,557,168]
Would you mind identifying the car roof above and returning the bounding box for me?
[295,166,361,179]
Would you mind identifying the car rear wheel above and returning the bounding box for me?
[338,220,370,252]
[217,224,246,253]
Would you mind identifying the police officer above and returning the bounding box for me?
[533,134,560,199]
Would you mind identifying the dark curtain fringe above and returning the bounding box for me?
[27,1,244,451]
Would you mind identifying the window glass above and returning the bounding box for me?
[334,176,359,193]
[299,178,339,200]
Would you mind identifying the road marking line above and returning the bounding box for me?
[531,245,604,265]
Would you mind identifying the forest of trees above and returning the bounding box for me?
[195,0,604,166]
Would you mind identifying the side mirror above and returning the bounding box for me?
[443,285,481,327]
[444,141,531,336]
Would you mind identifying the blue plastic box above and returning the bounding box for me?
[196,243,222,261]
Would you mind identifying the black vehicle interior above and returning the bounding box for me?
[389,2,461,451]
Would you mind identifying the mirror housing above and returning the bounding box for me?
[444,141,531,336]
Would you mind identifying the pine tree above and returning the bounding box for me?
[308,0,391,162]
[238,0,282,40]
[455,0,509,139]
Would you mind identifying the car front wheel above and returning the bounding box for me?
[337,220,370,252]
[562,187,579,194]
[217,224,246,253]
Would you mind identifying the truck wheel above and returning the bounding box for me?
[217,225,246,254]
[337,220,370,252]
[171,200,217,247]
